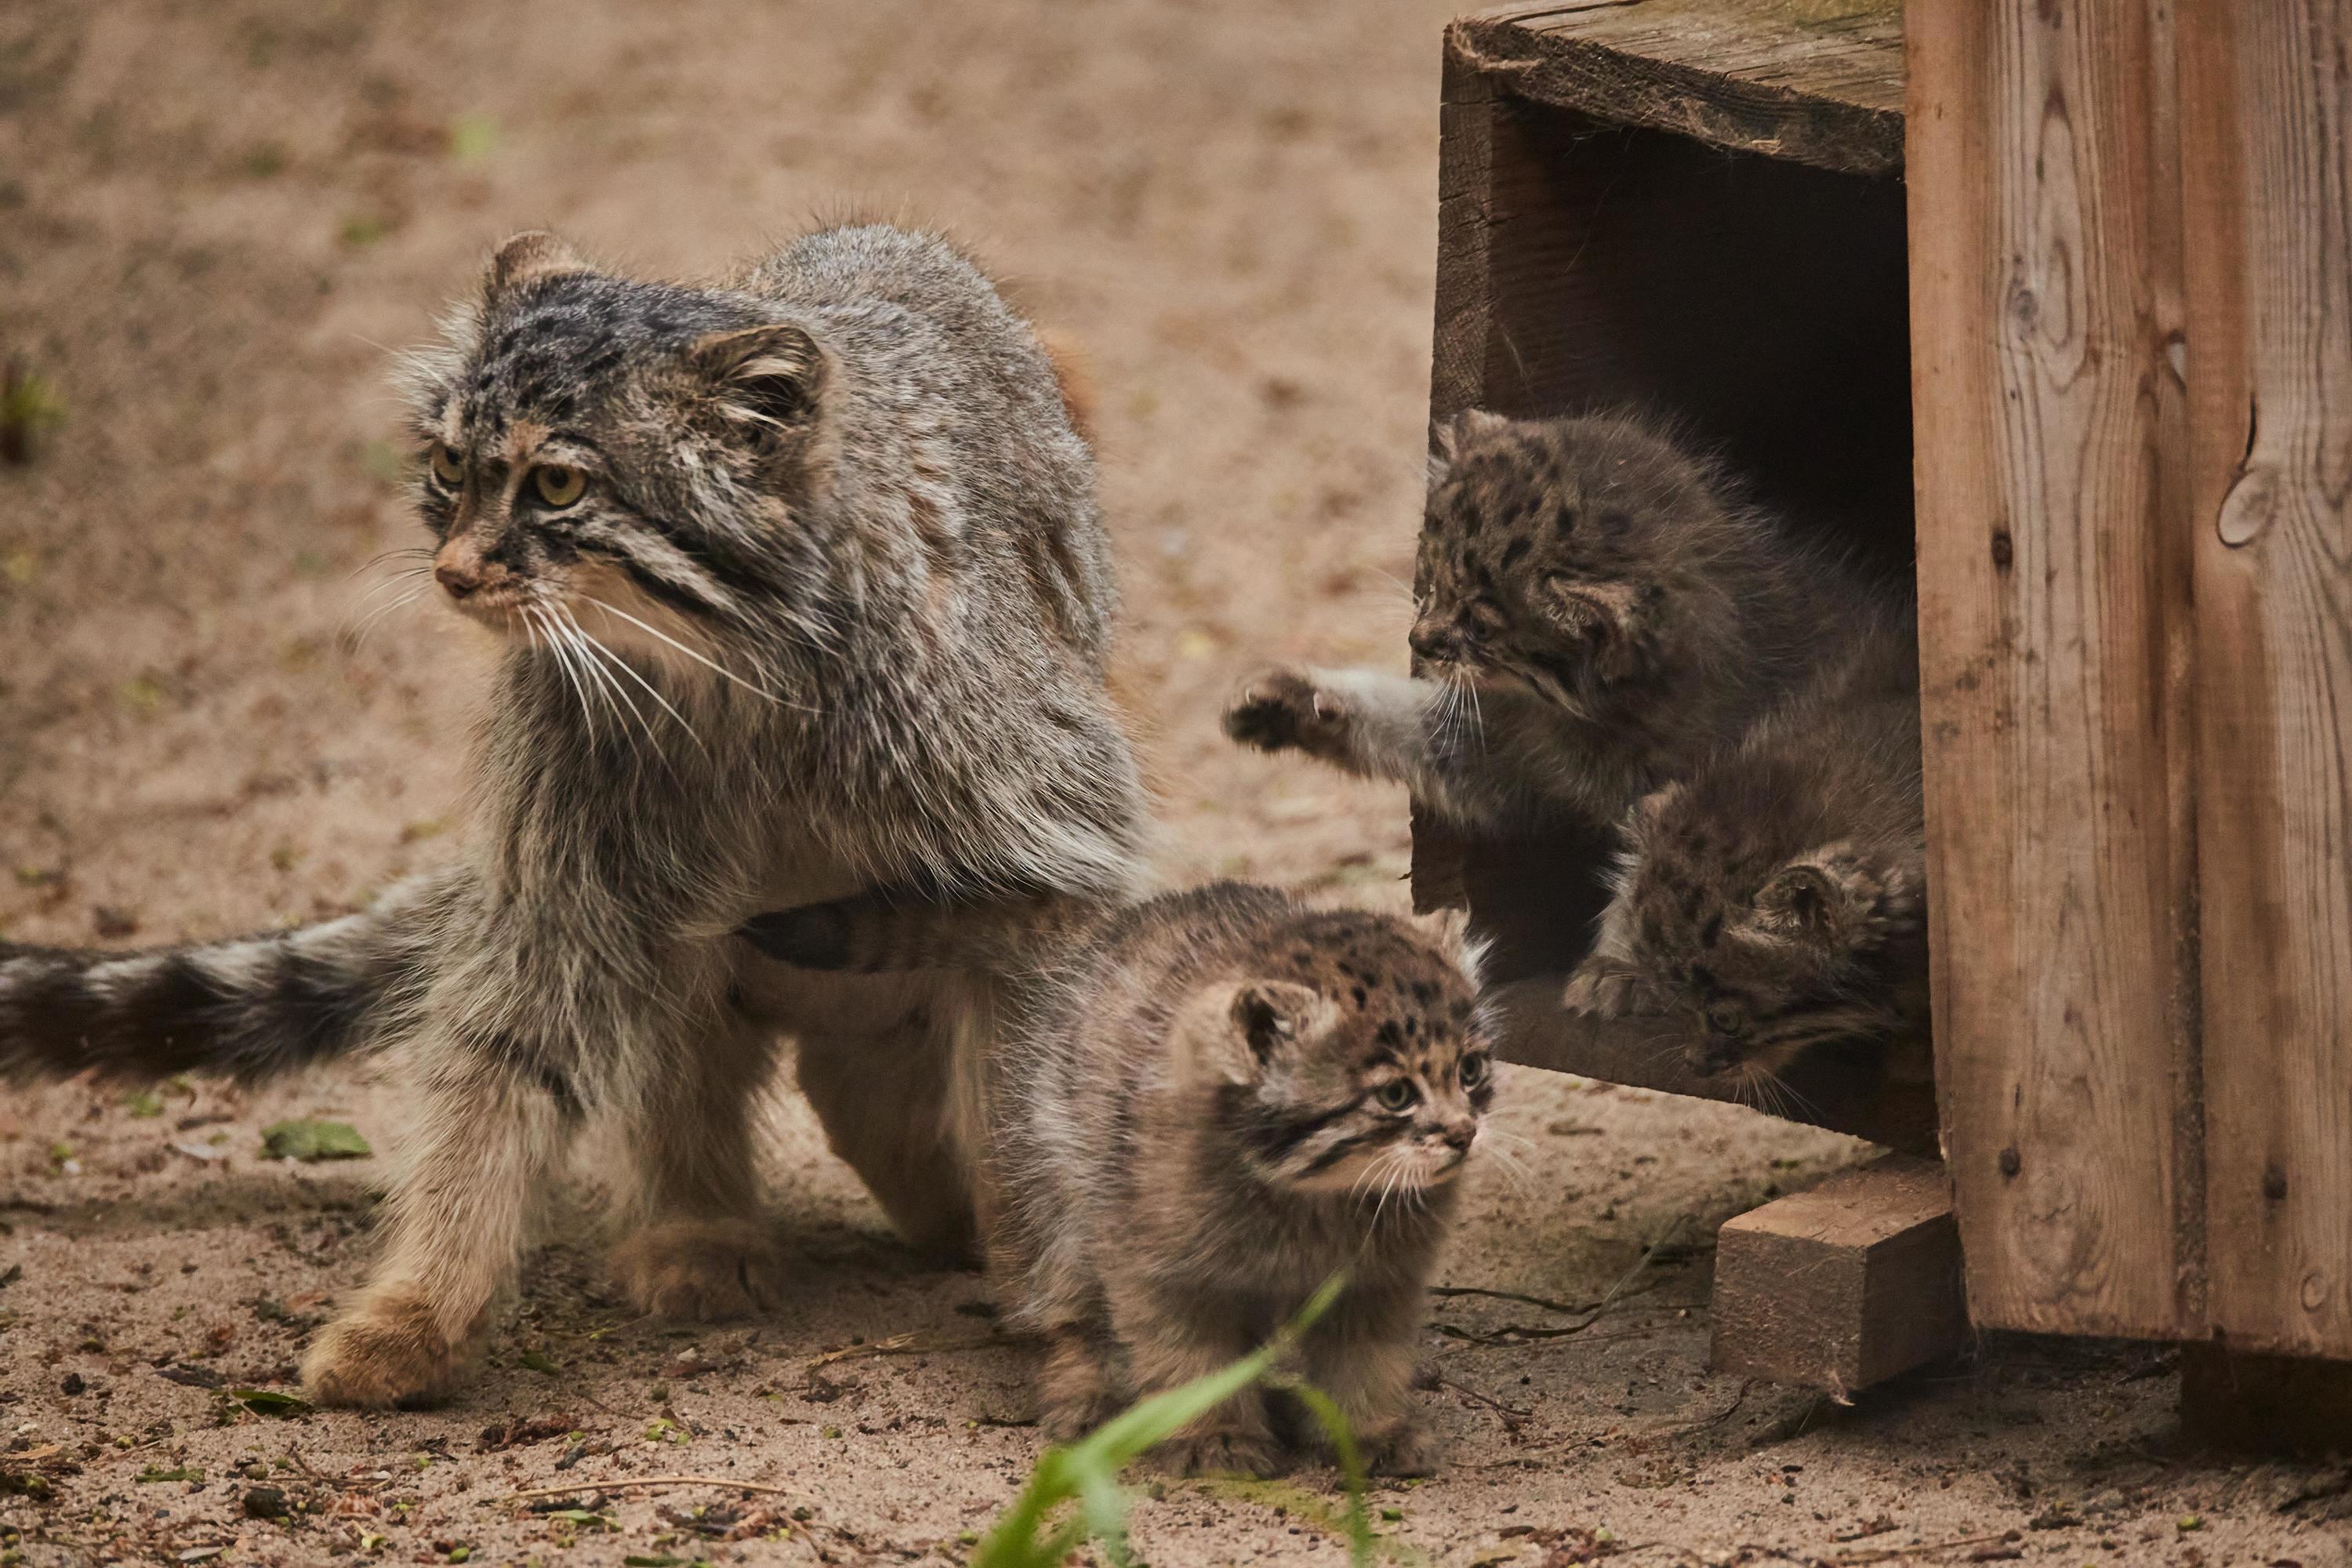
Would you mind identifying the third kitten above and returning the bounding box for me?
[1225,409,1849,833]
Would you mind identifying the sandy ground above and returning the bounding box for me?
[2,2,2347,1565]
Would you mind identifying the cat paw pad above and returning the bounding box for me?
[1224,668,1348,755]
[611,1216,788,1322]
[1363,1419,1441,1478]
[1154,1430,1290,1478]
[303,1290,468,1409]
[1563,960,1649,1017]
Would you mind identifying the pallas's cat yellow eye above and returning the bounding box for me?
[532,465,587,508]
[427,441,464,486]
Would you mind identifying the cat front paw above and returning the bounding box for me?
[1563,958,1651,1018]
[1154,1428,1292,1478]
[611,1215,788,1321]
[1224,667,1350,759]
[303,1287,474,1409]
[1361,1416,1441,1478]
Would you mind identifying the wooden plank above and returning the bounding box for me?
[1905,0,2203,1340]
[1710,1155,1968,1394]
[1450,0,1903,176]
[2177,0,2352,1362]
[2179,1345,2352,1455]
[1486,979,1941,1154]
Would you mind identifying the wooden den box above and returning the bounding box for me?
[1424,0,2352,1432]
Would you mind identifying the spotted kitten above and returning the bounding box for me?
[745,882,1490,1477]
[0,224,1149,1406]
[1563,607,1926,1090]
[1225,409,1835,833]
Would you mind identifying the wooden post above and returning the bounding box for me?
[2176,0,2352,1364]
[1906,0,2204,1342]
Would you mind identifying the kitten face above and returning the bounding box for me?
[1410,411,1732,710]
[1209,913,1492,1201]
[400,233,833,673]
[1618,784,1915,1087]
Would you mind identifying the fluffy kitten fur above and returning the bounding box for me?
[1225,410,1828,832]
[0,224,1149,1406]
[1563,606,1927,1088]
[746,882,1490,1477]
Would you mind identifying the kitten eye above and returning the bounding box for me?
[426,441,463,487]
[1374,1080,1420,1112]
[532,465,588,508]
[1457,1053,1489,1090]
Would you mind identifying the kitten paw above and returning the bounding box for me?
[1563,959,1650,1017]
[303,1289,470,1408]
[1224,668,1349,758]
[1154,1430,1292,1478]
[611,1216,787,1321]
[1362,1417,1441,1478]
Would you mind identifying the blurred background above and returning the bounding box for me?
[0,0,1466,942]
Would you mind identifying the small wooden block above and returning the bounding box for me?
[2179,1345,2352,1455]
[1711,1154,1967,1395]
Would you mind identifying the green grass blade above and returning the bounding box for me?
[1280,1379,1376,1565]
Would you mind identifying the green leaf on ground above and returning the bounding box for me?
[260,1119,372,1162]
[229,1388,312,1418]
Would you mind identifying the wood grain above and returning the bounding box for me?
[1905,0,2203,1339]
[1450,0,1902,175]
[2177,0,2352,1361]
[1711,1154,1967,1393]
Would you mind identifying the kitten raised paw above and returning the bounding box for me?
[1563,957,1651,1017]
[1154,1429,1292,1478]
[610,1217,787,1321]
[302,1290,470,1409]
[1223,668,1350,757]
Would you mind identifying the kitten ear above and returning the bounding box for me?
[681,321,828,434]
[485,231,591,298]
[1754,843,1892,948]
[1413,906,1486,987]
[1623,782,1686,851]
[1230,980,1323,1063]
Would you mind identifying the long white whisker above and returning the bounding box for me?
[566,608,703,751]
[346,585,427,648]
[528,604,601,743]
[557,607,660,753]
[574,592,792,706]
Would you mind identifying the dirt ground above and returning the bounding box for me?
[1,2,2346,1565]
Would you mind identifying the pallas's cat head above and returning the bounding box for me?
[1410,410,1755,710]
[398,232,833,674]
[1613,774,1922,1088]
[1187,909,1493,1203]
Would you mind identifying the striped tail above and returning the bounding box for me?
[738,887,1102,974]
[0,876,445,1085]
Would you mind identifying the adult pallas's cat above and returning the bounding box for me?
[1,225,1148,1406]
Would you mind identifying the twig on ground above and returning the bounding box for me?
[1671,1379,1753,1436]
[499,1475,799,1503]
[1436,1376,1534,1419]
[1831,1529,2019,1564]
[802,1330,1015,1372]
